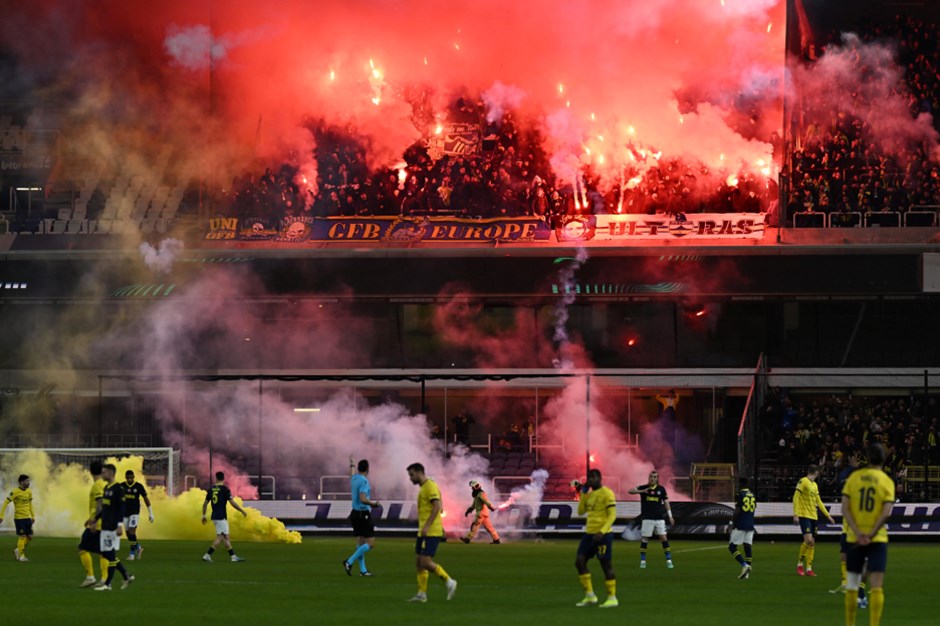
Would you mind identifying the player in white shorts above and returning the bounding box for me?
[728,477,756,579]
[201,471,248,562]
[629,471,674,569]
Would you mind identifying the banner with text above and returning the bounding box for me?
[310,216,552,243]
[595,213,767,240]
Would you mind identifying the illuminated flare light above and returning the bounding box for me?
[589,454,596,463]
[695,308,706,317]
[627,175,643,189]
[434,124,443,135]
[678,115,684,124]
[557,83,565,95]
[397,166,408,187]
[454,42,460,51]
[767,22,773,33]
[371,97,381,106]
[726,174,739,187]
[597,154,605,165]
[590,112,596,121]
[627,125,636,136]
[761,167,772,177]
[441,511,447,519]
[329,69,335,81]
[627,338,637,347]
[566,100,571,108]
[423,56,428,65]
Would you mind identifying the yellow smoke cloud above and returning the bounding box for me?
[0,450,300,544]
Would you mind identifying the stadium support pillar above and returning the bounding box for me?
[585,375,591,475]
[258,379,263,500]
[97,375,103,446]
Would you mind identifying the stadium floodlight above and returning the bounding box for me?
[293,408,321,413]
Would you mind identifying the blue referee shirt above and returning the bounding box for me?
[351,473,372,512]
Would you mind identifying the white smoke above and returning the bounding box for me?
[482,81,527,123]
[139,238,184,274]
[164,24,227,71]
[552,247,589,370]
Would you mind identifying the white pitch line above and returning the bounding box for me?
[673,545,728,554]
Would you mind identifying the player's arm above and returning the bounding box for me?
[422,498,441,536]
[627,484,647,495]
[349,455,356,478]
[465,501,474,517]
[358,490,378,508]
[201,493,210,524]
[663,496,674,525]
[577,485,591,515]
[841,494,863,541]
[230,497,249,517]
[792,481,802,522]
[481,492,495,511]
[600,499,617,535]
[29,494,35,521]
[143,493,154,522]
[816,491,834,523]
[0,494,10,522]
[863,499,893,544]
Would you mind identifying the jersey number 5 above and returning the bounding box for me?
[212,492,219,504]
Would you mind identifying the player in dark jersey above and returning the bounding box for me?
[87,464,134,591]
[201,471,248,562]
[728,477,757,579]
[122,470,153,561]
[628,470,674,569]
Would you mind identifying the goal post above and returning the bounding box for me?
[0,447,180,497]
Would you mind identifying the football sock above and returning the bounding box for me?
[806,545,815,569]
[841,561,847,585]
[105,564,116,585]
[605,579,616,598]
[358,554,368,574]
[729,544,745,566]
[640,541,648,561]
[869,588,884,626]
[17,535,27,555]
[80,551,94,577]
[743,543,752,564]
[417,570,429,594]
[579,573,593,594]
[100,556,109,576]
[858,581,866,600]
[348,543,371,568]
[662,540,671,560]
[433,564,450,581]
[798,543,808,565]
[116,561,129,580]
[228,549,235,556]
[845,590,859,626]
[207,547,216,555]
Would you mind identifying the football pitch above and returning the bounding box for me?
[0,536,932,624]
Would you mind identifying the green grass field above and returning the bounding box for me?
[0,536,932,624]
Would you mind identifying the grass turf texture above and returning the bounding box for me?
[0,537,932,624]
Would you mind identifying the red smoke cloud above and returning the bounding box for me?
[5,0,785,195]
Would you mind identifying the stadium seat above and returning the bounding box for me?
[57,208,72,221]
[51,220,67,234]
[66,220,84,234]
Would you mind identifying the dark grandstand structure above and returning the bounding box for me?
[0,0,937,518]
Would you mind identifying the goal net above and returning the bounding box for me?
[0,447,180,496]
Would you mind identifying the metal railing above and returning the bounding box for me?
[790,209,938,228]
[319,474,351,500]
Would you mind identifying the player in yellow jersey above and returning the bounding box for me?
[792,464,834,576]
[842,443,894,626]
[1,474,35,562]
[77,460,108,588]
[574,468,618,608]
[406,463,457,603]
